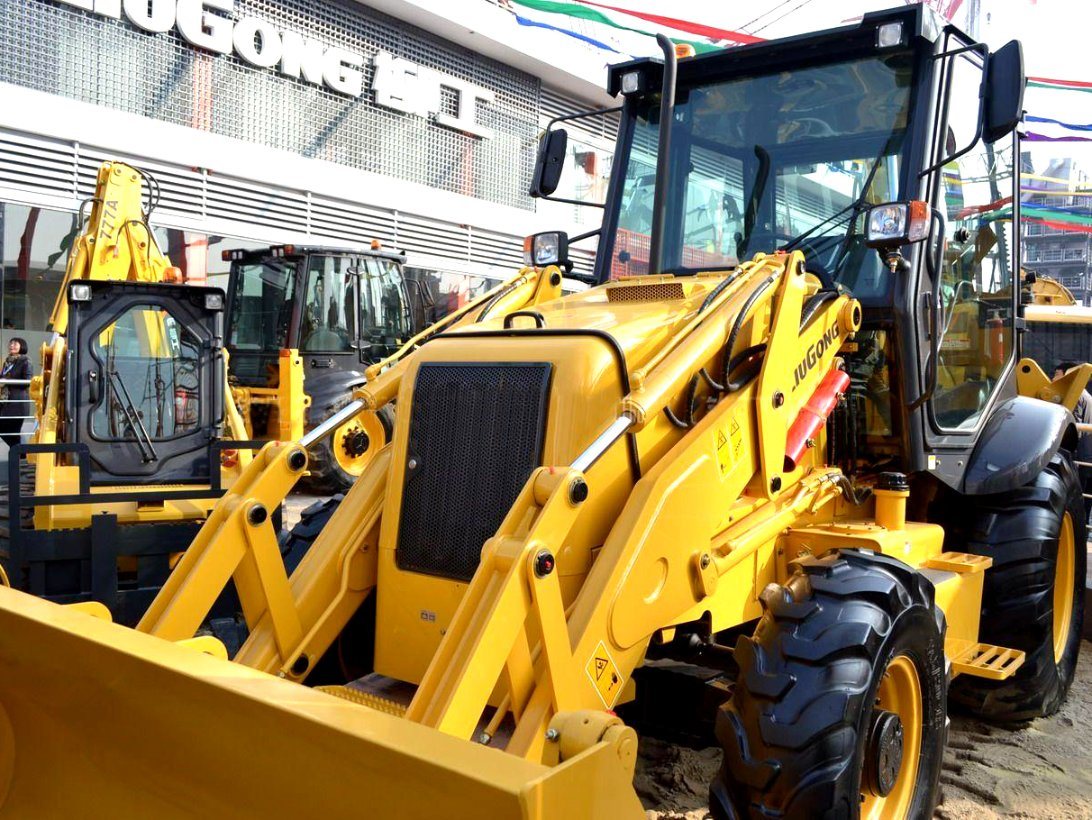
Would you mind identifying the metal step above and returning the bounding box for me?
[950,642,1025,681]
[314,685,407,717]
[923,551,992,573]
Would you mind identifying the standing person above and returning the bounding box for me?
[0,338,31,449]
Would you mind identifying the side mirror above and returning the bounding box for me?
[529,128,568,198]
[984,40,1025,143]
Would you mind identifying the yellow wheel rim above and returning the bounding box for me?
[861,654,922,820]
[1053,511,1076,664]
[331,408,386,478]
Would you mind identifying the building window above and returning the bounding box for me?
[0,202,79,343]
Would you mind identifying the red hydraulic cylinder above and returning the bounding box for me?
[784,367,850,471]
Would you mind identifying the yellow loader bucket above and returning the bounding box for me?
[0,587,642,819]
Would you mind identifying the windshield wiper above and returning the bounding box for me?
[779,197,870,254]
[107,360,158,463]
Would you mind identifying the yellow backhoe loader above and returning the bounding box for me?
[0,7,1086,819]
[0,160,257,625]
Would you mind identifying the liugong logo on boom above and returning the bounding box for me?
[793,324,840,390]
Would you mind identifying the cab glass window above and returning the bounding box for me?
[90,305,201,440]
[300,256,357,352]
[932,52,1016,430]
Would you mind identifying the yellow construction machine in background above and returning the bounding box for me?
[0,7,1086,820]
[0,160,253,625]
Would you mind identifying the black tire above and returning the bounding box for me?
[303,403,393,494]
[279,495,342,575]
[947,451,1086,721]
[711,550,946,820]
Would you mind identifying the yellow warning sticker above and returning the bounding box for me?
[715,429,732,476]
[730,418,744,460]
[585,640,623,708]
[715,418,744,478]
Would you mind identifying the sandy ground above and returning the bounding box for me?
[638,644,1092,819]
[284,494,1092,819]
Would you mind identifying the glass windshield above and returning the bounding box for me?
[301,255,357,353]
[360,257,409,346]
[228,260,297,353]
[91,305,201,442]
[611,52,914,298]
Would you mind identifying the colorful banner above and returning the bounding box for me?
[509,0,725,54]
[1028,75,1092,93]
[572,1,762,45]
[1027,115,1092,133]
[1024,131,1092,143]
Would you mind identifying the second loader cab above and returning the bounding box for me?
[223,243,416,491]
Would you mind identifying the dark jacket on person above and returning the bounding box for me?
[0,355,30,418]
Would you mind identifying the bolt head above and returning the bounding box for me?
[246,503,268,526]
[569,477,589,504]
[700,553,711,569]
[534,550,556,578]
[773,391,785,408]
[545,728,560,742]
[770,476,782,493]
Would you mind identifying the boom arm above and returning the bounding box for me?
[48,161,181,334]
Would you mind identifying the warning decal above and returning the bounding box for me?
[716,418,743,478]
[585,640,623,708]
[715,428,732,477]
[730,418,743,460]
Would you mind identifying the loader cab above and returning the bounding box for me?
[538,5,1028,493]
[65,280,226,484]
[223,244,413,411]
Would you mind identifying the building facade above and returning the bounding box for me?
[1022,157,1092,306]
[0,0,618,348]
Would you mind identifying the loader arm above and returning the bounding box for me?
[135,263,566,674]
[404,252,861,759]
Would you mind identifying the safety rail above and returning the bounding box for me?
[0,379,35,428]
[1,438,267,624]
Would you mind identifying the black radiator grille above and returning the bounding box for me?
[397,362,552,581]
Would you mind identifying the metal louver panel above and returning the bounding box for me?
[397,212,470,259]
[0,126,532,276]
[309,196,396,247]
[0,131,77,205]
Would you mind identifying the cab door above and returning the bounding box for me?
[357,255,411,364]
[923,36,1019,438]
[297,253,362,378]
[67,281,225,485]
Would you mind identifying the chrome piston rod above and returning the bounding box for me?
[300,399,366,448]
[571,414,634,474]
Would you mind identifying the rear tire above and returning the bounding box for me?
[303,403,393,494]
[947,451,1086,721]
[711,550,946,820]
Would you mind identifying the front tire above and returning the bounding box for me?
[947,451,1086,720]
[711,550,946,820]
